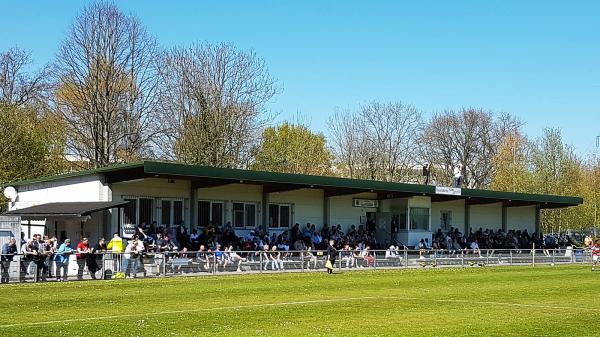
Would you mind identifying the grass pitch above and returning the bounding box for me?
[0,265,598,337]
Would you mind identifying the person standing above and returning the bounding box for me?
[453,165,462,188]
[326,240,337,274]
[592,240,599,272]
[422,164,431,185]
[89,238,106,279]
[76,238,91,280]
[1,239,17,283]
[55,239,74,282]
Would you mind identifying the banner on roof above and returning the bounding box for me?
[435,187,462,196]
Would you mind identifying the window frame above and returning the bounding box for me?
[231,201,258,228]
[409,207,430,231]
[197,200,225,227]
[268,203,293,229]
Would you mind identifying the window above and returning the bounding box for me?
[232,202,256,228]
[160,199,185,226]
[174,200,183,224]
[138,198,154,225]
[161,200,171,226]
[123,198,137,225]
[440,211,452,232]
[197,200,224,227]
[268,203,291,228]
[410,207,430,231]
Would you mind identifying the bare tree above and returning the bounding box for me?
[0,47,49,107]
[420,108,522,188]
[328,101,423,182]
[53,1,161,168]
[157,42,278,168]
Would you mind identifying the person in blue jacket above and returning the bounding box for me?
[55,239,74,282]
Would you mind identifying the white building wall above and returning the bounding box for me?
[12,174,108,210]
[268,188,324,227]
[328,192,377,232]
[431,199,465,232]
[506,205,536,233]
[469,202,503,231]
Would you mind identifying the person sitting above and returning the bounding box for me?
[470,240,482,257]
[270,246,284,271]
[341,244,355,268]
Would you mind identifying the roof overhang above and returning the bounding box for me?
[3,201,130,220]
[7,161,583,210]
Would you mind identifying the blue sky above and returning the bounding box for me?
[2,1,599,154]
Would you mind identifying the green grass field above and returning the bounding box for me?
[0,265,598,337]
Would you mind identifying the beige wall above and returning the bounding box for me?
[431,199,465,232]
[470,202,503,231]
[328,192,377,232]
[506,205,536,233]
[269,188,324,226]
[110,178,192,231]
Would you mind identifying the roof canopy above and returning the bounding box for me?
[4,201,130,219]
[9,161,583,209]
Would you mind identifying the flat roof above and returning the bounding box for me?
[7,160,582,209]
[5,201,130,219]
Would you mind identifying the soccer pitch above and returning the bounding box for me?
[0,265,598,337]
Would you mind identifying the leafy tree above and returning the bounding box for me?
[490,132,533,192]
[252,122,332,175]
[0,104,66,211]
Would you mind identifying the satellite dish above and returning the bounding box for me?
[3,186,17,202]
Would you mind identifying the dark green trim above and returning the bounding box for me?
[8,161,144,187]
[6,160,583,209]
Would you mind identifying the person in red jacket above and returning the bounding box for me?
[76,238,91,280]
[592,240,599,272]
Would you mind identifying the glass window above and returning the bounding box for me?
[245,204,256,228]
[410,207,430,230]
[268,204,291,228]
[161,200,171,226]
[139,198,154,225]
[269,204,279,228]
[280,205,290,228]
[233,202,245,228]
[211,202,223,226]
[174,200,183,224]
[198,201,210,227]
[123,198,137,225]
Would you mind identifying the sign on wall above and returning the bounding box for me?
[353,199,379,208]
[435,187,462,196]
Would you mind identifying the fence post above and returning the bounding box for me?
[338,251,342,272]
[404,248,408,269]
[510,250,513,265]
[259,252,263,273]
[461,251,464,268]
[213,254,217,275]
[486,250,490,265]
[552,249,556,265]
[301,252,304,273]
[532,244,536,268]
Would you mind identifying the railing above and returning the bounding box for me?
[0,247,594,284]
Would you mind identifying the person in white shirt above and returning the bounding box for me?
[341,244,355,268]
[270,245,284,270]
[470,240,482,257]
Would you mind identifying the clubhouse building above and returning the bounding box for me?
[4,161,582,247]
